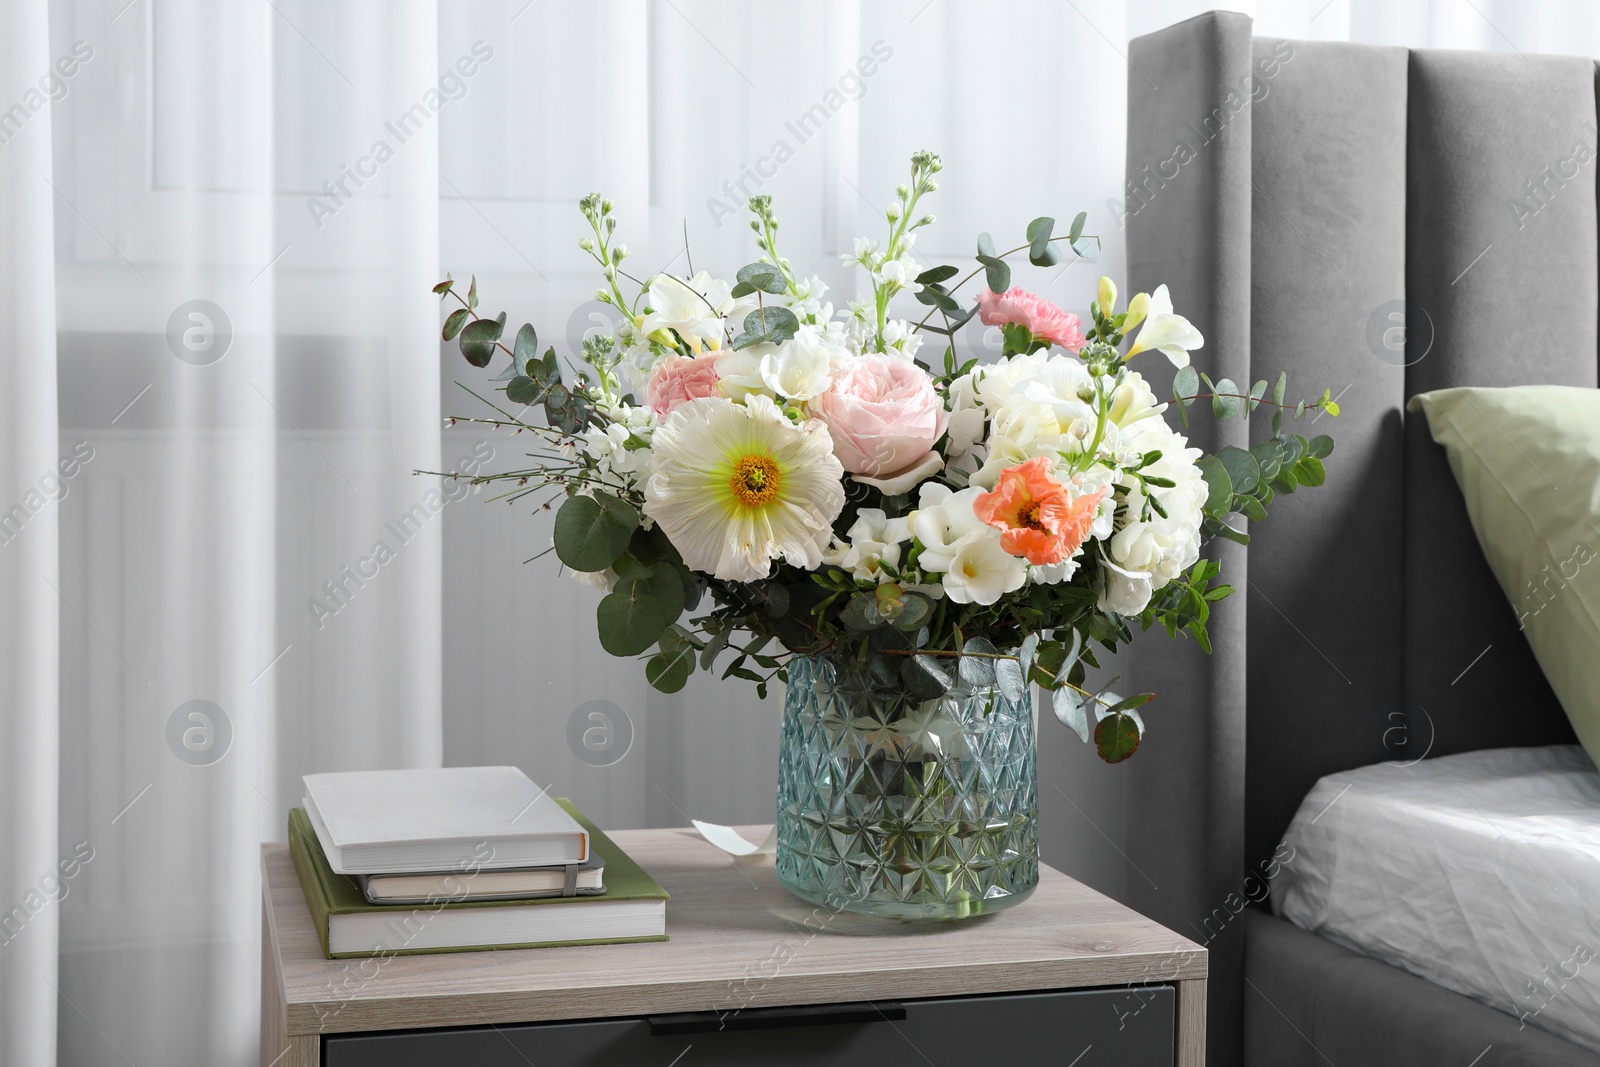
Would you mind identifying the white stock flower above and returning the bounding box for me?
[841,236,881,268]
[942,536,1027,605]
[1126,284,1204,369]
[759,326,839,401]
[643,395,845,582]
[880,318,923,361]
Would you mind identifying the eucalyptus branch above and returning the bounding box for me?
[910,232,1101,334]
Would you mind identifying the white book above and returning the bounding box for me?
[301,766,588,875]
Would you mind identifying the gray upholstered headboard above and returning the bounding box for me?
[1120,12,1593,1061]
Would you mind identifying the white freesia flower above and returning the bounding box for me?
[1105,370,1166,430]
[823,508,911,583]
[1126,284,1204,369]
[1098,558,1156,615]
[567,567,617,593]
[909,483,991,572]
[643,395,845,582]
[639,271,755,353]
[714,343,777,401]
[759,327,839,401]
[943,535,1027,605]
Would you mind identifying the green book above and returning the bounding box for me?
[288,800,668,959]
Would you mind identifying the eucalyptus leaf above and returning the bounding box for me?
[553,493,633,572]
[994,656,1026,702]
[1172,365,1200,405]
[442,307,470,341]
[959,636,998,687]
[646,629,696,693]
[505,375,544,406]
[1212,378,1243,420]
[596,589,667,657]
[512,323,538,375]
[902,653,953,700]
[1068,210,1087,241]
[1215,445,1260,496]
[1094,711,1141,763]
[916,264,959,285]
[1197,454,1233,516]
[1055,689,1090,744]
[976,255,1010,294]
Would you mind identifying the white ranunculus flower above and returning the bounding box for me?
[910,484,990,572]
[759,327,839,402]
[643,395,845,582]
[1126,284,1204,368]
[943,535,1027,605]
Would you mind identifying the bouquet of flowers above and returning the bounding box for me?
[434,150,1336,764]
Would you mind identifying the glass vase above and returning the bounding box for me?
[774,653,1039,920]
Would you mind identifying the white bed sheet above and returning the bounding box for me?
[1273,745,1600,1053]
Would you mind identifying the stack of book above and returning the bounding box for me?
[288,766,668,959]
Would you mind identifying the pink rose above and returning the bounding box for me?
[811,355,947,488]
[644,355,721,420]
[976,287,1084,351]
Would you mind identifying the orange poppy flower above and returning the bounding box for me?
[973,456,1106,566]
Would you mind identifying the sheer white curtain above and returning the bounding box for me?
[3,1,1599,1064]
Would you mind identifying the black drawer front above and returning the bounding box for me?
[323,986,1175,1066]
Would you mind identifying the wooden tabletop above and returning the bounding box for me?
[262,825,1206,1038]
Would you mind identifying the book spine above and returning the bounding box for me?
[287,812,335,959]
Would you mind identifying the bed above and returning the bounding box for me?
[1121,12,1600,1066]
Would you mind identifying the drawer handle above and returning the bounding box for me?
[648,1001,906,1036]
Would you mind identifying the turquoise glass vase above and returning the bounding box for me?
[774,653,1039,920]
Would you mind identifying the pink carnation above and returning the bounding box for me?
[976,287,1084,351]
[811,355,946,482]
[644,355,721,420]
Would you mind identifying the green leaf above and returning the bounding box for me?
[976,232,996,258]
[731,305,799,350]
[505,375,544,405]
[1248,379,1268,412]
[914,284,962,314]
[1019,633,1040,679]
[512,323,538,375]
[1293,455,1327,487]
[459,313,505,369]
[1215,445,1260,496]
[432,278,455,295]
[646,629,696,693]
[959,636,998,687]
[1070,236,1097,260]
[1307,434,1335,459]
[901,654,953,700]
[1094,711,1141,763]
[553,493,634,573]
[442,307,470,341]
[1068,210,1087,241]
[1238,495,1267,522]
[840,592,886,631]
[976,254,1011,294]
[1026,216,1056,266]
[1197,454,1233,516]
[535,348,563,388]
[890,594,931,632]
[732,262,788,297]
[1209,520,1251,545]
[467,274,478,310]
[916,264,959,285]
[611,553,652,581]
[1270,371,1287,433]
[1250,440,1283,481]
[1212,377,1243,420]
[994,655,1026,702]
[596,588,667,657]
[1054,689,1090,743]
[1172,365,1200,406]
[634,561,685,627]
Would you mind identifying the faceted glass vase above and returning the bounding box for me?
[774,653,1039,920]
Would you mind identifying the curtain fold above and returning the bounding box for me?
[0,4,61,1064]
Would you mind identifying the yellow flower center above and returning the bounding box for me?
[730,454,781,508]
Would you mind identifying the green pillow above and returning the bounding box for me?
[1408,385,1600,764]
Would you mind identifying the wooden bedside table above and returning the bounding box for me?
[262,826,1206,1066]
